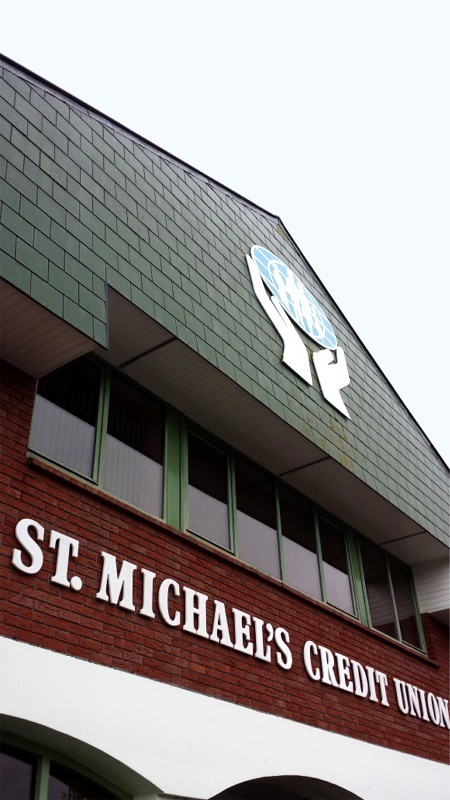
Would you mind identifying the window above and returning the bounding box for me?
[318,516,354,615]
[235,457,279,578]
[187,437,356,614]
[29,357,425,651]
[279,484,321,600]
[30,358,164,518]
[102,373,164,514]
[30,358,101,478]
[360,540,423,649]
[187,443,357,620]
[389,562,422,648]
[0,743,123,800]
[186,444,422,647]
[0,745,35,800]
[188,434,229,549]
[359,541,397,638]
[48,762,115,800]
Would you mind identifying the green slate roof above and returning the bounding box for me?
[0,55,448,548]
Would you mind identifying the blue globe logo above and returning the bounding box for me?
[251,245,337,350]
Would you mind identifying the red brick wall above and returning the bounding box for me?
[1,360,448,763]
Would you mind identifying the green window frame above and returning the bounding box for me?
[182,427,425,650]
[29,357,166,520]
[28,356,426,652]
[186,431,233,551]
[183,429,361,618]
[0,736,128,800]
[358,537,426,651]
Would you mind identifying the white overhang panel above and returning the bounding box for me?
[0,280,95,377]
[413,558,450,626]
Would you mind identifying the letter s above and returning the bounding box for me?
[12,518,45,574]
[275,627,293,670]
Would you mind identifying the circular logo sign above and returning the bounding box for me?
[251,245,337,350]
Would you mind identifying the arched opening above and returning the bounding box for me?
[211,775,364,800]
[0,715,159,799]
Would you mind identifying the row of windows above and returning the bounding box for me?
[29,357,425,651]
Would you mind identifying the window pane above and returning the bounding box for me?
[390,562,421,648]
[102,375,164,516]
[319,517,354,614]
[360,541,397,638]
[0,746,35,800]
[30,358,101,477]
[279,485,321,599]
[235,457,279,578]
[49,762,119,800]
[188,435,229,549]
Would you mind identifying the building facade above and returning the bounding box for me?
[0,56,449,800]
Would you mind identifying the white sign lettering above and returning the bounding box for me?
[304,640,389,705]
[94,552,292,669]
[9,517,449,729]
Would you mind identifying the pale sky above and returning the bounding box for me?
[2,1,449,465]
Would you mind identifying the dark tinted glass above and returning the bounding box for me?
[188,435,229,548]
[37,358,101,426]
[107,375,164,461]
[30,358,101,476]
[390,562,421,648]
[279,485,321,599]
[319,517,354,614]
[235,457,279,578]
[0,746,35,800]
[49,762,119,800]
[360,541,397,638]
[103,374,164,515]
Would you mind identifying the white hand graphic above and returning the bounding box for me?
[246,255,312,385]
[312,346,350,418]
[247,252,350,418]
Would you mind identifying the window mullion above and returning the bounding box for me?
[275,483,284,582]
[386,557,402,641]
[34,755,50,800]
[228,451,237,556]
[92,365,110,485]
[355,536,372,627]
[164,408,186,530]
[314,509,327,603]
[409,570,427,652]
[346,530,368,624]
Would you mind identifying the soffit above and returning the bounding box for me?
[0,280,93,378]
[94,291,446,566]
